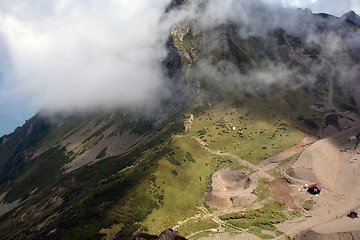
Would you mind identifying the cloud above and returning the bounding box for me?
[0,0,172,113]
[0,0,358,121]
[171,0,358,103]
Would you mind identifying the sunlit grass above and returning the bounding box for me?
[189,99,307,164]
[143,137,229,234]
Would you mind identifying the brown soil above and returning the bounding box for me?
[278,128,360,237]
[320,125,338,138]
[265,178,300,211]
[204,167,257,209]
[299,230,360,240]
[289,128,360,194]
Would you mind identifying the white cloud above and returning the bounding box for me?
[0,0,171,113]
[0,0,358,121]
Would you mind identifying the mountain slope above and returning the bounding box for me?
[0,3,360,240]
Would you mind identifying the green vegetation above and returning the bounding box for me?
[4,146,71,201]
[173,29,203,60]
[333,77,358,113]
[1,14,359,240]
[303,199,316,211]
[286,236,300,240]
[255,178,270,201]
[0,114,186,240]
[132,120,154,135]
[230,160,253,173]
[185,152,196,163]
[143,137,230,234]
[220,201,287,238]
[177,217,218,237]
[228,37,252,73]
[289,211,303,219]
[268,154,298,178]
[279,89,323,135]
[189,100,307,164]
[96,147,107,159]
[188,231,213,239]
[325,114,342,129]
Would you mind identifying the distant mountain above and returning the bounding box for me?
[0,2,359,240]
[342,10,360,27]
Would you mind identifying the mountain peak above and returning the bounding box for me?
[342,10,360,26]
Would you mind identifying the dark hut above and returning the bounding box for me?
[347,211,358,219]
[307,184,322,195]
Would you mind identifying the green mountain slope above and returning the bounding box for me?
[0,4,360,240]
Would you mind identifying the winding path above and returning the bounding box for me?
[187,135,274,180]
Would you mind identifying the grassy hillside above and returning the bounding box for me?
[143,136,229,233]
[0,115,185,240]
[189,100,307,164]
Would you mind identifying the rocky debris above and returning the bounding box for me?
[171,24,191,42]
[184,114,194,131]
[204,167,257,208]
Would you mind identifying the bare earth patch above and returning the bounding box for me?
[265,178,300,211]
[278,128,360,238]
[204,167,258,209]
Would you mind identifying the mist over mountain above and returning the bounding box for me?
[0,0,359,121]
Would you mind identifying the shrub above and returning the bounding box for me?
[96,147,107,159]
[185,152,195,162]
[167,156,181,165]
[304,119,319,129]
[303,199,316,211]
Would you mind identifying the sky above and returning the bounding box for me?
[0,0,359,137]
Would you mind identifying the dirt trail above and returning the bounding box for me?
[258,136,318,172]
[198,233,261,240]
[189,136,273,179]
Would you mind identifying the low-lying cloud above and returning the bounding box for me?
[174,0,359,99]
[0,0,359,118]
[0,0,171,113]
